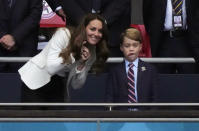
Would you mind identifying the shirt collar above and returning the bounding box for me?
[125,58,139,69]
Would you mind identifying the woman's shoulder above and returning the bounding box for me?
[55,27,71,37]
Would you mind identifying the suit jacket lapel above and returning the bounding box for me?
[163,0,167,6]
[185,0,190,13]
[161,0,167,19]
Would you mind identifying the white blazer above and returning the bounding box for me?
[18,28,75,90]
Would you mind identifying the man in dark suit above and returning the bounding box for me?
[48,0,131,57]
[0,0,42,72]
[45,0,66,21]
[143,0,199,74]
[106,28,157,104]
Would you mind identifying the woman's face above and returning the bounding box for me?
[85,19,103,45]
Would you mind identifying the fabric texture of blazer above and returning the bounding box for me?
[106,59,158,103]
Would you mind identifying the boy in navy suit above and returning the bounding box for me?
[106,28,157,105]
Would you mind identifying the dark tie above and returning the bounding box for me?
[172,0,183,15]
[172,0,183,29]
[127,63,136,103]
[92,0,101,13]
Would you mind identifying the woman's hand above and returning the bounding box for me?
[81,45,91,61]
[77,45,91,71]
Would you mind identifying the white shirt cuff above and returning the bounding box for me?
[55,6,62,11]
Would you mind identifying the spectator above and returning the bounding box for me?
[143,0,199,74]
[45,0,66,21]
[48,0,131,57]
[106,28,157,106]
[19,13,109,102]
[0,0,42,72]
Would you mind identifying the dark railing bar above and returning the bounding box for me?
[0,103,199,106]
[0,118,199,122]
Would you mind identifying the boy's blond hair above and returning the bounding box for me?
[120,28,142,44]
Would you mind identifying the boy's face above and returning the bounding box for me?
[120,36,142,62]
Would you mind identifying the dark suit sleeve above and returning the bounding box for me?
[45,0,60,11]
[142,0,152,33]
[0,0,8,38]
[189,1,199,63]
[101,0,130,25]
[11,0,42,45]
[61,0,86,25]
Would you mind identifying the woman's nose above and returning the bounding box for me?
[94,31,100,36]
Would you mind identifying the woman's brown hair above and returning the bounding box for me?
[59,13,109,73]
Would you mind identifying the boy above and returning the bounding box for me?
[106,28,157,104]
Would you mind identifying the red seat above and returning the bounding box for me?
[131,24,151,57]
[40,0,66,28]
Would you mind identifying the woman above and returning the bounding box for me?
[18,13,109,101]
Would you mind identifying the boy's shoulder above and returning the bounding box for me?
[139,59,157,71]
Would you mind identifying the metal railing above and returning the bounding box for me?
[0,57,196,63]
[0,102,199,107]
[0,103,199,122]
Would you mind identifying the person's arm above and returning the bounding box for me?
[67,45,96,89]
[142,0,152,33]
[101,0,130,25]
[0,0,14,49]
[45,0,66,21]
[67,61,91,90]
[10,0,42,47]
[189,2,199,64]
[45,0,60,11]
[46,28,75,76]
[60,0,86,25]
[0,0,8,38]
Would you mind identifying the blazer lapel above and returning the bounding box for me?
[161,0,167,19]
[163,0,167,7]
[185,0,190,12]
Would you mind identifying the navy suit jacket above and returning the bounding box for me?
[106,59,157,103]
[45,0,60,12]
[0,0,42,56]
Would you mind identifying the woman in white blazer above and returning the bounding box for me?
[18,13,109,101]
